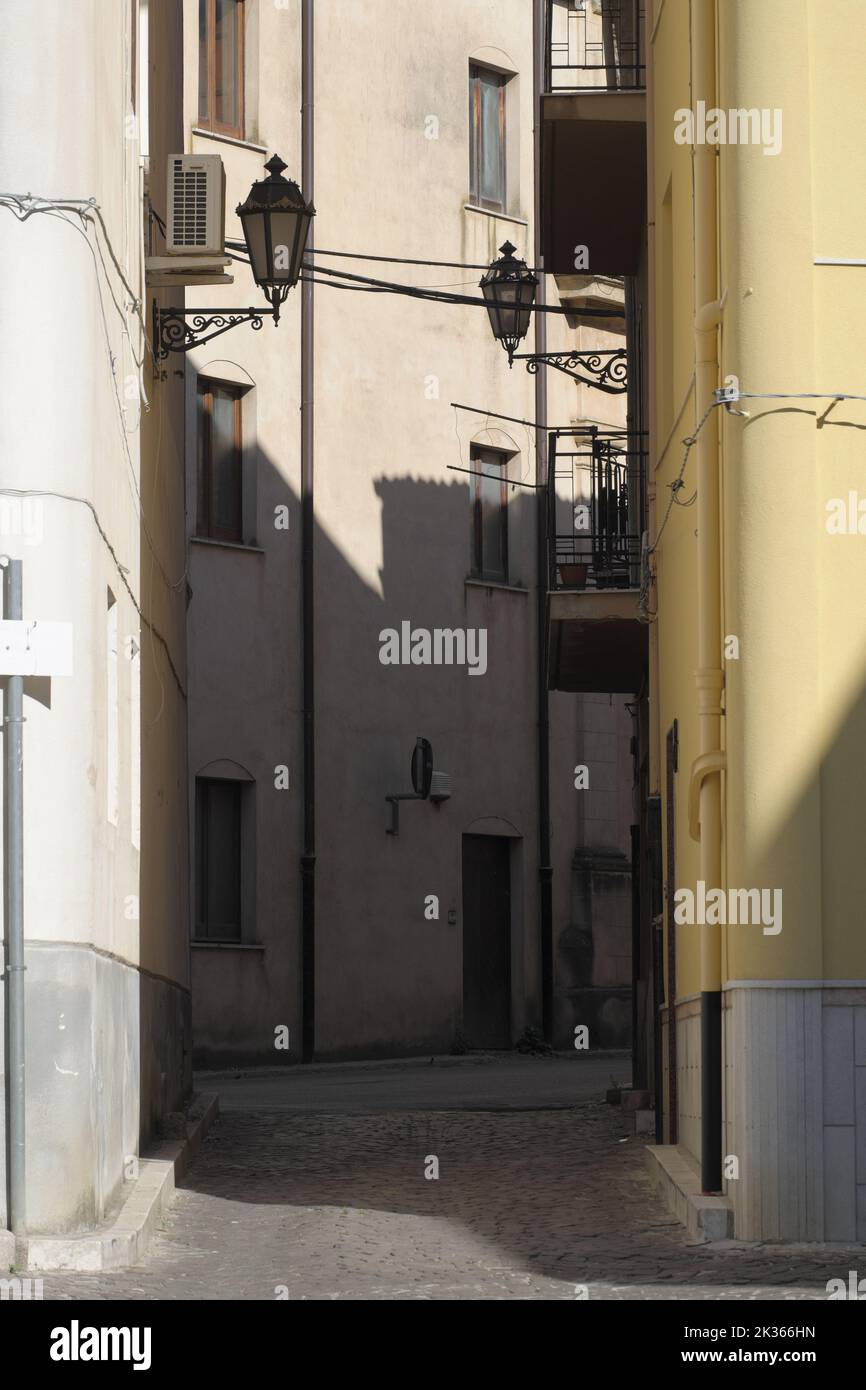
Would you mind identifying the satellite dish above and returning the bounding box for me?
[411,737,433,799]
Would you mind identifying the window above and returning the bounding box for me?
[130,0,138,111]
[197,378,243,542]
[195,778,242,940]
[199,0,244,138]
[106,589,119,826]
[128,636,140,852]
[469,65,507,211]
[470,446,509,582]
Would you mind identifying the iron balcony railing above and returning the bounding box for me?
[546,0,646,93]
[549,427,646,592]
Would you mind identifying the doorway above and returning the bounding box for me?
[462,834,511,1047]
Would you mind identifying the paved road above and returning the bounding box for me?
[205,1051,630,1113]
[32,1055,863,1300]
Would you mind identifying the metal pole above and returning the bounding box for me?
[3,557,25,1233]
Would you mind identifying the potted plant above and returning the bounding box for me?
[559,562,589,589]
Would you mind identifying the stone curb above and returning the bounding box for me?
[644,1142,734,1242]
[2,1092,219,1272]
[196,1050,632,1082]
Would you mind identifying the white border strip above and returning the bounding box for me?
[724,979,866,990]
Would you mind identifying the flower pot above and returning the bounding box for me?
[559,562,588,589]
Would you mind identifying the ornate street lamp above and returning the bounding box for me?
[153,153,314,359]
[482,242,629,395]
[236,155,315,321]
[480,241,538,364]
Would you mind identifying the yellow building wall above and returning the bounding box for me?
[651,0,701,1002]
[652,0,866,992]
[808,0,866,983]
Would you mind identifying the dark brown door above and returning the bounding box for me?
[462,835,511,1048]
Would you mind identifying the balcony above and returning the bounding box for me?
[541,1,647,277]
[547,0,646,92]
[547,427,648,694]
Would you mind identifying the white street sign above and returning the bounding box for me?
[0,620,73,677]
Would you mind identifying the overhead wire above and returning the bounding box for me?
[0,487,186,698]
[637,387,866,623]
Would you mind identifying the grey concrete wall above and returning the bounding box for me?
[724,985,866,1242]
[0,947,189,1234]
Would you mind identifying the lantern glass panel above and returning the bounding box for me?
[241,212,269,285]
[269,209,303,283]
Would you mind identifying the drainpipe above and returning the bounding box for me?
[533,0,553,1042]
[300,0,315,1063]
[3,557,25,1234]
[690,0,724,1193]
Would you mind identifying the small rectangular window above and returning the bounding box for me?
[470,446,509,582]
[195,778,242,941]
[130,0,138,112]
[469,65,506,212]
[129,636,140,852]
[197,378,243,542]
[106,590,119,826]
[198,0,244,139]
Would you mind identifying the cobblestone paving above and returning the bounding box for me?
[35,1096,863,1300]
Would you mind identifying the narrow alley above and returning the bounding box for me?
[37,1057,860,1301]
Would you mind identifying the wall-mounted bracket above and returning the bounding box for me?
[385,793,424,837]
[152,301,278,360]
[511,347,628,394]
[688,750,726,842]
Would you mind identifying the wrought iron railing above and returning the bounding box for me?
[546,0,646,93]
[549,428,646,591]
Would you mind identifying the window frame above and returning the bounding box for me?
[470,445,510,583]
[198,0,245,140]
[197,377,244,543]
[469,63,507,213]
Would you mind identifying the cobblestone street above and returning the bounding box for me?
[35,1057,862,1301]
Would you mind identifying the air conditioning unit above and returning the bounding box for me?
[166,153,225,256]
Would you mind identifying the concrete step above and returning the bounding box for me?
[644,1142,734,1242]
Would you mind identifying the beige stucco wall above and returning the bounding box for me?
[182,0,634,1063]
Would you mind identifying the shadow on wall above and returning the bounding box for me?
[183,446,556,1067]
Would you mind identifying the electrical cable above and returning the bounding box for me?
[636,386,866,623]
[299,259,623,315]
[1,191,188,598]
[227,239,543,274]
[0,487,186,698]
[637,398,726,623]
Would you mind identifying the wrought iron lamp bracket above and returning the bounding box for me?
[510,347,629,395]
[152,302,279,360]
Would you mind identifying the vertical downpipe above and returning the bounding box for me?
[3,558,25,1233]
[533,0,553,1041]
[692,0,723,1192]
[300,0,315,1063]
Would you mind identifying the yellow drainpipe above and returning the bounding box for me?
[690,0,725,1192]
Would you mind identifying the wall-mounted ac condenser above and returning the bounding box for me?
[165,153,225,256]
